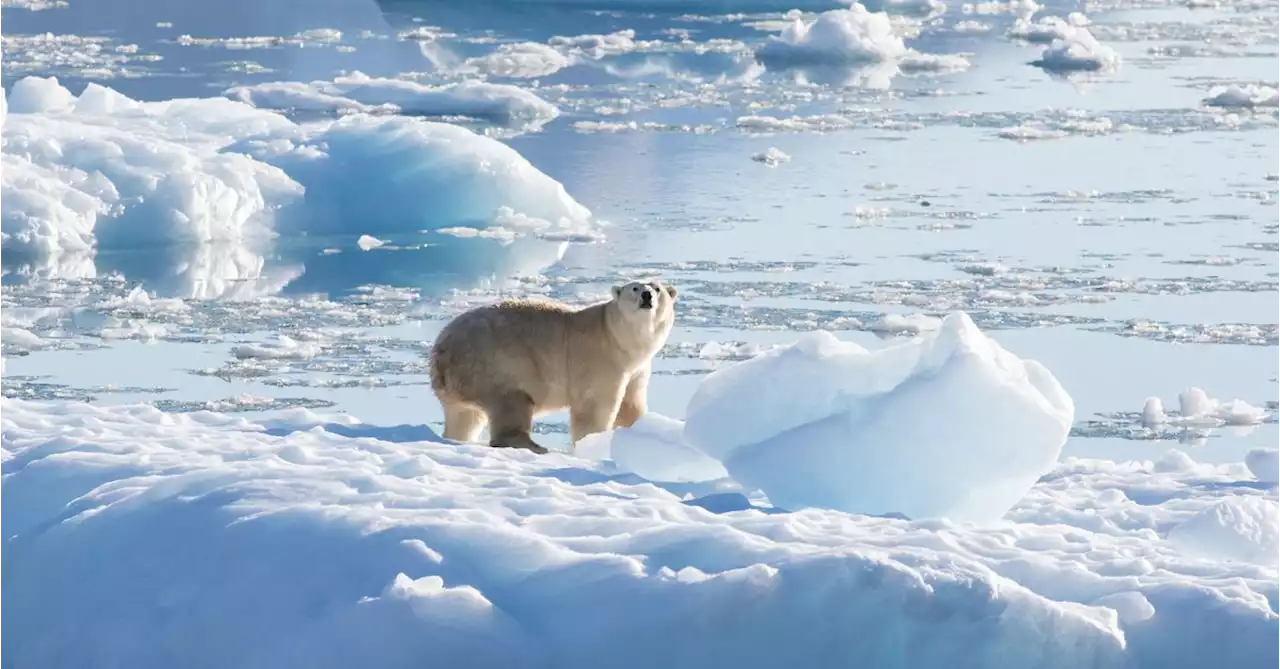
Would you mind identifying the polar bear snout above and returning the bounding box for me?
[639,288,655,309]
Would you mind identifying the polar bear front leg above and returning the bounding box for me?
[614,365,650,429]
[570,381,626,444]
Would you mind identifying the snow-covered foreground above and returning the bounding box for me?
[3,314,1277,669]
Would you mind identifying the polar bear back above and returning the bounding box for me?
[429,299,641,413]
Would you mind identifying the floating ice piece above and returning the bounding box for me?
[578,414,729,483]
[226,72,559,130]
[1167,496,1279,566]
[1176,387,1266,427]
[868,313,942,335]
[683,312,1074,521]
[755,7,969,81]
[1030,23,1119,73]
[357,235,385,251]
[228,114,595,239]
[750,147,791,167]
[462,42,572,78]
[1245,449,1279,484]
[231,335,322,361]
[1204,85,1280,109]
[757,6,907,65]
[1141,397,1166,427]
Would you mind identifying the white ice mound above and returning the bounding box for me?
[231,115,593,237]
[757,6,908,65]
[2,77,594,257]
[577,413,729,483]
[2,78,299,256]
[1204,85,1280,109]
[1167,497,1279,566]
[755,7,969,76]
[225,72,560,130]
[1245,449,1279,484]
[1030,23,1120,73]
[683,312,1074,521]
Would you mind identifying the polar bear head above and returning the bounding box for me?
[613,279,677,314]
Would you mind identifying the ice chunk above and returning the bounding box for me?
[756,6,968,74]
[750,147,791,167]
[5,75,75,113]
[231,115,594,239]
[1204,85,1279,109]
[579,413,729,483]
[1,77,596,258]
[1175,387,1267,426]
[757,6,909,66]
[1141,397,1167,426]
[357,234,385,251]
[1167,497,1279,566]
[1245,449,1279,484]
[683,312,1074,521]
[226,72,560,130]
[463,42,572,78]
[1030,23,1120,73]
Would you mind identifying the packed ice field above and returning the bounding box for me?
[1,0,1277,665]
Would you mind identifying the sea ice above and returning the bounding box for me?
[756,6,908,66]
[3,396,1275,669]
[1029,20,1120,73]
[683,312,1074,521]
[750,147,791,166]
[225,72,560,129]
[462,42,572,78]
[1204,85,1280,109]
[3,77,596,258]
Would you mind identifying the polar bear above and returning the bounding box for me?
[428,279,677,454]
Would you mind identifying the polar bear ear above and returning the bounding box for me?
[664,284,678,299]
[612,284,623,298]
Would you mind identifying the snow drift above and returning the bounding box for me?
[2,76,595,260]
[682,312,1074,521]
[0,400,1124,669]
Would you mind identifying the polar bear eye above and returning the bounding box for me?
[632,286,639,292]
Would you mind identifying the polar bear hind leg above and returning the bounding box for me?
[442,403,488,443]
[486,391,548,454]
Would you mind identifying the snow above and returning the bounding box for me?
[1245,449,1279,483]
[231,334,322,360]
[225,72,560,129]
[682,312,1075,521]
[0,396,1146,665]
[1166,497,1280,566]
[3,394,1277,669]
[1174,387,1267,426]
[2,77,595,257]
[578,414,729,482]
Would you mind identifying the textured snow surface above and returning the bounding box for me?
[2,397,1277,669]
[683,312,1074,522]
[2,77,594,257]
